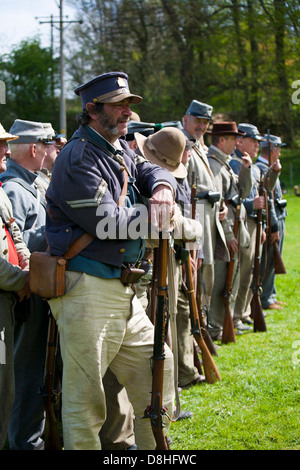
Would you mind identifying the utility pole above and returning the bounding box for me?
[59,0,66,137]
[36,0,82,137]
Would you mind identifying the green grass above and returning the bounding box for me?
[169,192,300,450]
[277,145,300,189]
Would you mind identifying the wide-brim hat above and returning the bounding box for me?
[74,72,142,108]
[206,121,246,136]
[0,123,18,142]
[134,127,187,178]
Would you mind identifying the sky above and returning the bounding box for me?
[1,0,77,55]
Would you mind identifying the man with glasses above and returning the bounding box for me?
[183,100,229,336]
[0,119,53,450]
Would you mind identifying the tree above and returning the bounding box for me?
[0,39,59,131]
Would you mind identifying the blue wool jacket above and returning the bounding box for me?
[0,159,48,253]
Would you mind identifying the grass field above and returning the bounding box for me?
[169,191,300,450]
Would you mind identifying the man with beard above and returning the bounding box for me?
[45,72,176,450]
[183,100,228,333]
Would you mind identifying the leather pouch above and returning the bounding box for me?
[29,252,68,299]
[121,266,145,286]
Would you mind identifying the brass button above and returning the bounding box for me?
[66,228,70,232]
[120,248,125,253]
[3,249,8,255]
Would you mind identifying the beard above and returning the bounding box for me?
[98,112,128,136]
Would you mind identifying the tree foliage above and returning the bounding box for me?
[0,39,59,132]
[65,0,300,144]
[1,1,300,145]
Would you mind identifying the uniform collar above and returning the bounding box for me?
[86,125,123,157]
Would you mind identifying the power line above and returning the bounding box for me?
[36,0,83,136]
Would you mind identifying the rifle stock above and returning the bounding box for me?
[39,314,63,450]
[250,176,267,333]
[144,233,170,450]
[196,274,218,356]
[185,254,221,384]
[273,240,286,274]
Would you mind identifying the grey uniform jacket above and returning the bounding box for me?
[186,139,229,263]
[207,145,253,250]
[0,186,30,292]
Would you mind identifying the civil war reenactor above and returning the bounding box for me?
[229,123,267,331]
[206,122,252,340]
[134,126,204,395]
[183,100,229,333]
[255,134,286,310]
[230,124,281,327]
[45,71,177,450]
[0,123,31,450]
[0,119,53,450]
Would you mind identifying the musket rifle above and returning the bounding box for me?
[185,252,221,384]
[222,192,242,344]
[39,313,63,450]
[250,175,267,333]
[265,129,286,276]
[190,174,218,356]
[144,232,170,450]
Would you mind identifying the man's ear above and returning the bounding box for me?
[86,102,99,120]
[30,143,36,157]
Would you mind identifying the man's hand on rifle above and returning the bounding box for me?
[17,271,31,302]
[227,237,239,253]
[148,184,175,232]
[219,203,228,221]
[253,195,266,210]
[270,159,282,174]
[241,152,252,168]
[270,230,280,244]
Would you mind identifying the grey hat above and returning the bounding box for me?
[9,119,52,144]
[237,123,265,141]
[43,122,56,141]
[185,100,213,120]
[161,120,183,129]
[260,134,286,148]
[126,121,157,140]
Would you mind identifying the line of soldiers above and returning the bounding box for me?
[0,71,287,451]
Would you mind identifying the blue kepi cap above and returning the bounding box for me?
[75,72,142,108]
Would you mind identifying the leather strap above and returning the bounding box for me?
[63,232,96,260]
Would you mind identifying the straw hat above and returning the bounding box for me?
[0,123,18,142]
[135,126,187,178]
